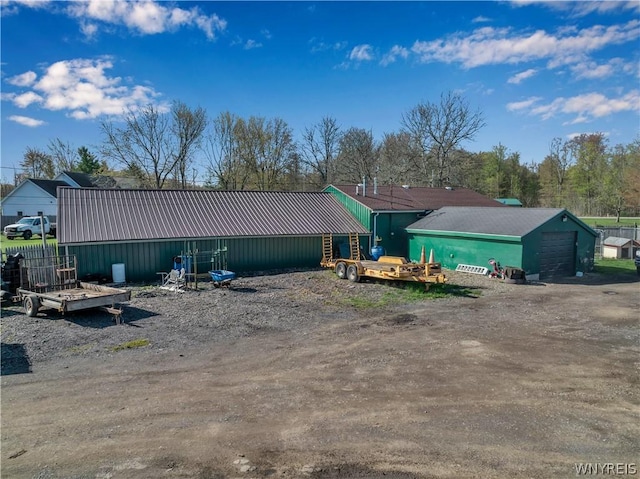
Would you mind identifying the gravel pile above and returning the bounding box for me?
[1,268,523,373]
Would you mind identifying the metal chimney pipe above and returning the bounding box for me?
[362,176,366,197]
[374,177,378,195]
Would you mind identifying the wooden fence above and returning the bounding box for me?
[4,243,58,260]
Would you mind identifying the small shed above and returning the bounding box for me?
[602,237,640,259]
[406,207,597,280]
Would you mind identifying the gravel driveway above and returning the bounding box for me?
[1,269,638,478]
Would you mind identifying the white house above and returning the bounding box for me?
[0,179,70,218]
[602,236,640,259]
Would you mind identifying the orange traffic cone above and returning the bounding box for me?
[420,246,426,264]
[428,249,435,264]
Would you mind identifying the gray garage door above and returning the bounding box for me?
[539,231,576,279]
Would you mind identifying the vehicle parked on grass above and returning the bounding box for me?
[3,216,56,240]
[635,250,640,275]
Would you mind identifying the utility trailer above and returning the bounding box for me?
[320,233,446,289]
[15,255,131,323]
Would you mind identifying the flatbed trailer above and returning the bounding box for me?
[320,233,446,288]
[15,255,131,323]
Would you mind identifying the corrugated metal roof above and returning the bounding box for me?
[58,188,369,244]
[328,184,505,211]
[406,206,569,237]
[603,236,639,247]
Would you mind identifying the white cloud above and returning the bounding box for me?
[569,58,632,80]
[13,91,43,108]
[506,97,542,111]
[511,0,640,17]
[507,68,537,84]
[380,45,409,67]
[244,39,262,50]
[261,29,272,39]
[472,16,491,23]
[512,90,639,123]
[309,38,347,53]
[3,57,166,120]
[7,71,37,87]
[66,0,227,40]
[8,115,45,127]
[349,44,374,62]
[411,20,639,69]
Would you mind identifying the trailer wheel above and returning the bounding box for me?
[335,262,347,279]
[24,295,40,317]
[347,264,360,282]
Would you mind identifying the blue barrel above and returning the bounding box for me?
[371,245,385,260]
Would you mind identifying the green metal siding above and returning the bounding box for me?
[66,235,369,283]
[324,186,372,230]
[373,212,422,257]
[407,232,523,271]
[522,213,596,275]
[326,187,423,257]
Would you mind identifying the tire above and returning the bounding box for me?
[7,236,14,240]
[347,264,360,282]
[335,262,347,279]
[23,230,32,240]
[24,295,40,317]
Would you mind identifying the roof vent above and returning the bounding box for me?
[445,186,453,190]
[402,184,410,189]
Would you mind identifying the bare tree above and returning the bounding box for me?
[334,127,378,184]
[300,116,341,189]
[48,138,77,173]
[20,147,55,179]
[401,91,485,187]
[101,102,207,189]
[204,113,296,191]
[204,112,251,190]
[172,101,207,188]
[377,131,421,186]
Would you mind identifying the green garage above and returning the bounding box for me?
[406,207,597,280]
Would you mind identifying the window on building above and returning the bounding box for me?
[17,211,23,217]
[37,211,43,216]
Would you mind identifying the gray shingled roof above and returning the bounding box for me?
[407,207,572,237]
[328,184,505,211]
[58,188,369,244]
[61,171,97,187]
[30,179,72,198]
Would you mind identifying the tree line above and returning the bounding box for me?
[11,92,640,218]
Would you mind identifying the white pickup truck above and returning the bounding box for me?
[3,216,56,240]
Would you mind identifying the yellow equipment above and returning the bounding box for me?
[321,234,446,289]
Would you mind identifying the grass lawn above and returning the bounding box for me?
[1,236,58,255]
[594,257,638,276]
[580,217,639,227]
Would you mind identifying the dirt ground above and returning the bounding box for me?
[1,269,638,479]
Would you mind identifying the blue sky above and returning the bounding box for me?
[1,0,639,184]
